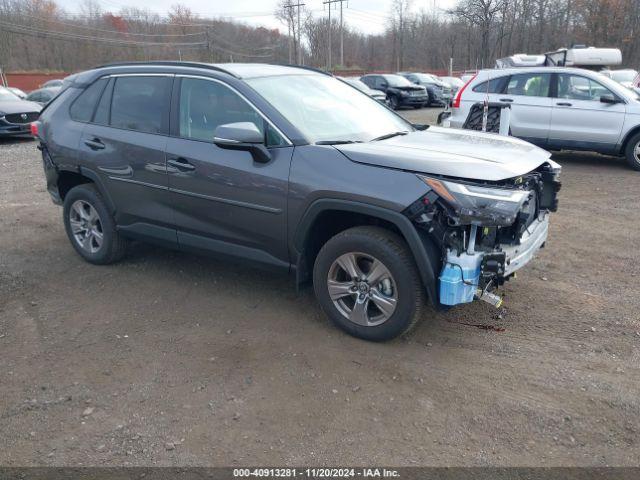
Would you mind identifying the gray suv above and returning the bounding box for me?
[34,62,561,342]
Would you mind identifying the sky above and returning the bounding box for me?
[55,0,456,35]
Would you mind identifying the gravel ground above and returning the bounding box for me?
[0,107,639,467]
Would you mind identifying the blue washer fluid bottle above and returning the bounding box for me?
[439,250,482,306]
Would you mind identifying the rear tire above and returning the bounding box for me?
[313,226,425,342]
[63,184,127,265]
[624,132,640,171]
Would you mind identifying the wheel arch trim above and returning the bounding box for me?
[620,125,640,154]
[293,199,438,305]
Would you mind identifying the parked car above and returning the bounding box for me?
[7,87,27,99]
[439,76,465,95]
[42,79,64,88]
[26,87,61,106]
[340,77,387,104]
[0,86,41,138]
[447,67,640,170]
[33,62,561,342]
[601,69,639,90]
[398,72,452,106]
[360,74,428,110]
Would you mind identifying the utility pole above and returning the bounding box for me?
[323,0,347,70]
[284,1,305,65]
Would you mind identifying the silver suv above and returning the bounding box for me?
[448,67,640,170]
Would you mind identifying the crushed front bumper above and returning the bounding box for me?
[502,213,549,276]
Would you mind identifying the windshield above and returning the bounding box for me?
[610,70,638,83]
[247,74,412,143]
[0,87,20,101]
[385,75,413,87]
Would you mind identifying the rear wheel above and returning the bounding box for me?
[313,226,425,342]
[63,184,127,264]
[624,132,640,171]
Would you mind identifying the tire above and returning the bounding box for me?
[624,132,640,171]
[388,95,399,110]
[63,184,127,264]
[313,226,426,342]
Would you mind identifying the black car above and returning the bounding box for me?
[397,72,451,106]
[0,86,41,138]
[360,74,428,110]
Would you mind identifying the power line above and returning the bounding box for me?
[9,12,207,37]
[0,20,274,58]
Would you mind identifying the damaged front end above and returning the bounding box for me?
[404,162,561,308]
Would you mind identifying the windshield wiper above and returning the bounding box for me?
[315,139,363,145]
[370,131,409,142]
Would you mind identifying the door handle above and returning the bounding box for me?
[84,138,105,150]
[167,157,196,171]
[556,102,573,107]
[500,98,514,103]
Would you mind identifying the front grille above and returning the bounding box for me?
[4,112,39,124]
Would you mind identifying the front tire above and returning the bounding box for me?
[63,184,127,264]
[388,95,399,110]
[624,132,640,171]
[313,226,426,342]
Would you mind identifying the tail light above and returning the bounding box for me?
[452,74,477,109]
[30,121,39,137]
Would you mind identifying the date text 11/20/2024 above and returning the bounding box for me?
[233,468,401,478]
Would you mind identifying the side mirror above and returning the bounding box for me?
[213,122,271,163]
[380,82,388,88]
[600,94,620,104]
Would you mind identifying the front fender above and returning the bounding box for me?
[293,199,439,305]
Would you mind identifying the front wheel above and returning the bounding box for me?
[624,132,640,171]
[313,226,426,342]
[388,95,399,110]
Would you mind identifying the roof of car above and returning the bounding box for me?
[479,66,608,76]
[92,61,328,79]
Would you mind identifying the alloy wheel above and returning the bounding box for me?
[69,200,104,254]
[635,140,640,162]
[327,252,398,327]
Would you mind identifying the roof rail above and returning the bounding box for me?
[92,61,240,78]
[273,63,333,76]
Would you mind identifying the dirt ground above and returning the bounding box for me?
[1,107,639,467]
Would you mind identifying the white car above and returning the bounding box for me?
[448,66,640,170]
[601,69,638,89]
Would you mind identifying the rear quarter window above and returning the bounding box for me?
[472,76,509,94]
[69,78,108,122]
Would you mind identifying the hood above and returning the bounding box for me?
[334,127,555,182]
[0,100,42,115]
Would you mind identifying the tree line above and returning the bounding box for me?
[0,0,638,74]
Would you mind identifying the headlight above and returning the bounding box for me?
[417,175,531,226]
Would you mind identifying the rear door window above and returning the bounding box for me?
[505,73,551,97]
[110,76,172,134]
[69,78,108,122]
